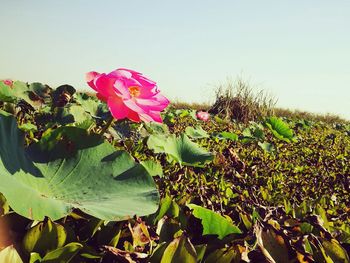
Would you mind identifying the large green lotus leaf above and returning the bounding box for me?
[0,111,159,221]
[147,134,213,167]
[265,117,296,142]
[187,204,242,239]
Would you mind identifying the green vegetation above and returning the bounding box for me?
[0,80,349,262]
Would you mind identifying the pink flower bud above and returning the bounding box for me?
[2,79,13,87]
[196,111,210,122]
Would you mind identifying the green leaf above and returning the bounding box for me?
[147,134,213,167]
[187,204,241,239]
[152,195,179,224]
[315,205,330,230]
[74,93,99,116]
[204,247,241,263]
[265,117,296,142]
[185,126,209,139]
[160,234,197,263]
[0,82,17,102]
[195,245,207,262]
[41,242,83,263]
[19,123,38,132]
[0,111,159,220]
[322,239,350,263]
[97,222,122,247]
[141,160,164,177]
[147,134,168,153]
[29,252,42,263]
[0,245,23,263]
[157,218,182,243]
[150,242,169,263]
[255,225,294,263]
[145,122,170,135]
[29,82,51,100]
[0,81,32,104]
[66,105,93,125]
[258,142,275,153]
[216,131,238,141]
[0,193,9,215]
[23,218,67,255]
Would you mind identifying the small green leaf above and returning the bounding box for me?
[258,142,275,153]
[0,193,9,215]
[322,239,350,263]
[217,131,238,141]
[157,218,182,243]
[255,225,293,263]
[23,218,67,255]
[265,117,295,142]
[187,204,241,239]
[19,123,38,132]
[160,234,197,263]
[204,246,241,263]
[41,242,83,263]
[147,134,213,167]
[97,222,122,247]
[29,252,42,263]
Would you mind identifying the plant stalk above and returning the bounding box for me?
[99,116,114,136]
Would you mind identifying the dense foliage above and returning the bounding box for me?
[0,80,349,262]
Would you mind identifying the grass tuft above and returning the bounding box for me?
[209,78,277,123]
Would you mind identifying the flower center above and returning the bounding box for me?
[128,86,141,97]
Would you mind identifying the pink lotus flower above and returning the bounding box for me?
[2,79,13,87]
[86,68,169,123]
[196,111,210,122]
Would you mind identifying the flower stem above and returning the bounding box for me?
[99,116,114,136]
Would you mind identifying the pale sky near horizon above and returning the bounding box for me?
[1,1,349,119]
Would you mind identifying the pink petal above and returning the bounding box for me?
[143,111,163,123]
[135,94,169,111]
[152,93,170,108]
[123,78,142,88]
[133,74,157,87]
[86,71,100,91]
[127,110,141,122]
[109,68,133,79]
[94,73,116,98]
[117,68,141,76]
[138,85,159,99]
[123,99,147,114]
[107,97,129,120]
[113,80,131,99]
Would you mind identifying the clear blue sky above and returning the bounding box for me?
[1,1,349,119]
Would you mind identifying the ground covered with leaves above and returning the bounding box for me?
[0,81,349,262]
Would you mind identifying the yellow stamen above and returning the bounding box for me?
[128,86,141,97]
